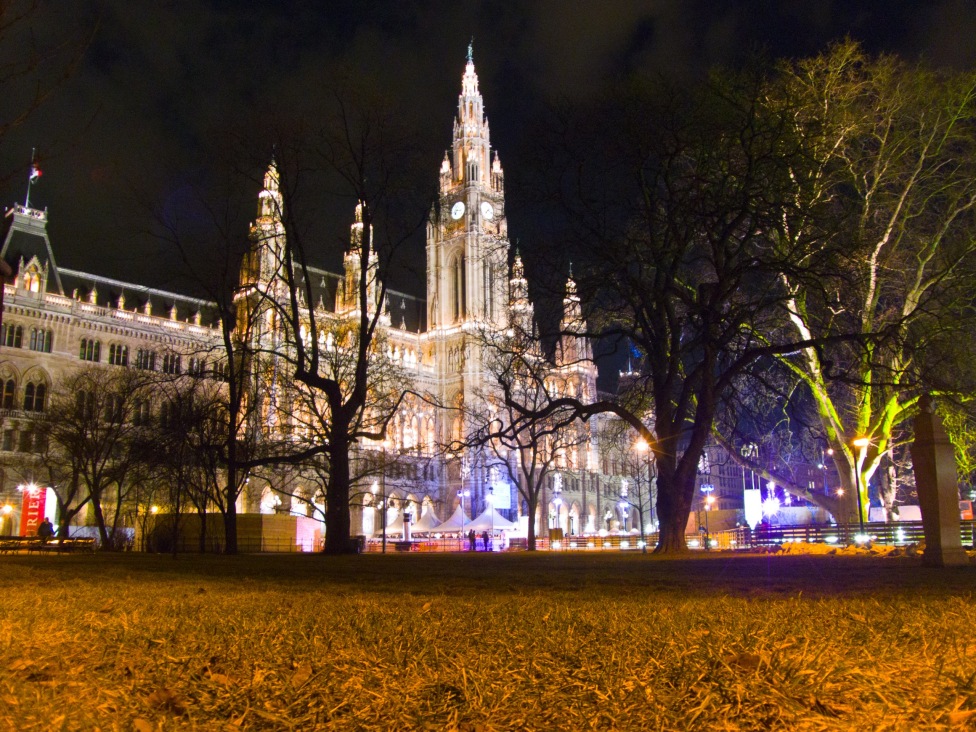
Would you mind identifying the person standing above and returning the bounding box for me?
[37,518,54,543]
[468,528,476,551]
[482,530,490,552]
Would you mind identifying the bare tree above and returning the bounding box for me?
[513,69,835,552]
[141,374,228,554]
[466,305,591,550]
[28,366,151,546]
[242,85,434,554]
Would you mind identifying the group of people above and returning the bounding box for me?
[467,528,492,551]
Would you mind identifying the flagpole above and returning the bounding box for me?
[24,148,35,209]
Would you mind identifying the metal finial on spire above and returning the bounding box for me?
[467,38,474,63]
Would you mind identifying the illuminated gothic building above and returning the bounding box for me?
[0,51,644,543]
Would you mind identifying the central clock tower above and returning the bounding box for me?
[427,45,511,498]
[427,45,508,332]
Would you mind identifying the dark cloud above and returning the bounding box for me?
[1,0,973,295]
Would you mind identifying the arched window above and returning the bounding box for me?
[28,328,53,352]
[80,338,101,362]
[75,391,95,420]
[23,383,45,412]
[451,253,465,323]
[404,416,418,450]
[3,324,23,348]
[109,343,129,366]
[136,349,156,371]
[162,353,181,375]
[1,379,14,409]
[24,270,39,293]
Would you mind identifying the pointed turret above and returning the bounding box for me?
[257,161,282,220]
[508,250,534,336]
[450,44,493,191]
[558,267,592,364]
[243,161,287,296]
[338,202,381,316]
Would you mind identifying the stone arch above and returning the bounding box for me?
[21,365,51,392]
[420,495,437,519]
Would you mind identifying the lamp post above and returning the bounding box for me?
[458,488,470,550]
[704,494,715,549]
[819,447,834,496]
[379,441,390,553]
[699,483,714,550]
[459,456,471,551]
[487,487,494,551]
[852,437,870,541]
[635,438,651,552]
[552,476,563,532]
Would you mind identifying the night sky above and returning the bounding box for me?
[4,0,976,297]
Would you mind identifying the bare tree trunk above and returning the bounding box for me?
[526,495,538,551]
[324,432,354,554]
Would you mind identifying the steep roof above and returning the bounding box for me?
[0,205,64,294]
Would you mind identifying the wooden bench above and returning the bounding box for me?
[0,537,42,553]
[31,538,97,554]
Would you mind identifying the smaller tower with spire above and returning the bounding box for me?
[337,202,381,316]
[508,249,534,337]
[558,266,593,365]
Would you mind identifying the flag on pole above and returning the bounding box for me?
[24,148,40,208]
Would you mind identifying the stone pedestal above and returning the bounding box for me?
[911,396,970,567]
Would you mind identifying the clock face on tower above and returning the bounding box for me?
[451,201,465,220]
[480,201,494,220]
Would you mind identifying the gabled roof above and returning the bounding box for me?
[0,205,64,294]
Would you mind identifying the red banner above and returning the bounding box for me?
[19,486,45,537]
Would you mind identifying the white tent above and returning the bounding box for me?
[465,507,518,532]
[411,509,442,534]
[381,510,403,534]
[433,505,471,533]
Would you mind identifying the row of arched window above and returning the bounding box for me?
[386,413,437,455]
[82,341,220,380]
[2,324,53,352]
[1,378,47,412]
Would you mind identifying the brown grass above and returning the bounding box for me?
[1,552,975,730]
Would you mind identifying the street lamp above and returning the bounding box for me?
[551,476,563,532]
[703,494,716,550]
[819,447,834,496]
[635,438,652,552]
[487,487,494,551]
[852,437,870,542]
[458,488,470,550]
[371,480,388,554]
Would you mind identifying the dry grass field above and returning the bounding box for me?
[1,551,975,731]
